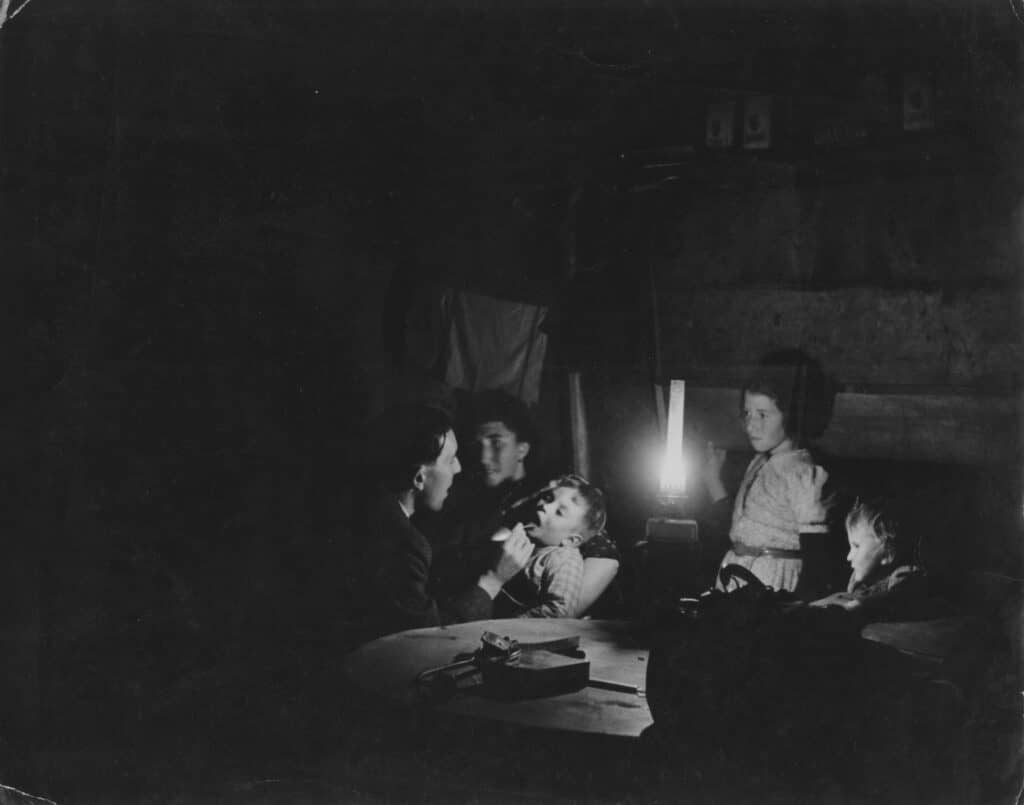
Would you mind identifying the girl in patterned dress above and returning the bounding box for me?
[704,353,834,595]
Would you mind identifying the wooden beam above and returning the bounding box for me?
[687,386,1020,465]
[568,371,591,479]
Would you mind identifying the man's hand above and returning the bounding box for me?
[478,523,532,598]
[493,523,532,582]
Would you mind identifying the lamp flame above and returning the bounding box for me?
[659,379,687,499]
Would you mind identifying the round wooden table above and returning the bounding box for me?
[342,619,653,738]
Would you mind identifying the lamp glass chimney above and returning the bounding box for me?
[660,379,686,497]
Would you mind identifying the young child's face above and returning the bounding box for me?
[846,520,888,585]
[741,392,790,454]
[526,485,589,548]
[475,420,529,488]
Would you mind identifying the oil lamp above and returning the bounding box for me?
[658,379,688,507]
[645,378,701,600]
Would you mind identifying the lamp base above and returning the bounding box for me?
[641,516,702,602]
[655,492,692,518]
[645,516,699,546]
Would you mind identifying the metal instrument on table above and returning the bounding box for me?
[415,631,589,701]
[414,631,522,697]
[414,631,643,701]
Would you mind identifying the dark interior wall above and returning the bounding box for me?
[0,0,1021,688]
[0,1,672,681]
[648,165,1023,387]
[547,4,1024,554]
[0,4,1021,793]
[561,4,1024,384]
[0,0,1020,564]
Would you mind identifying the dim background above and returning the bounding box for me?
[0,0,1021,801]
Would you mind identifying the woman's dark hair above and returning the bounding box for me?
[741,349,834,444]
[471,389,537,446]
[367,404,453,493]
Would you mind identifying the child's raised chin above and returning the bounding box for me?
[522,485,590,549]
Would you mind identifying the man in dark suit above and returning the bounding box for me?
[358,404,533,640]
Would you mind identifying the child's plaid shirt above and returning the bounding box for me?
[514,545,584,618]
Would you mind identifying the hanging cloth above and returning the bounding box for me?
[442,289,548,404]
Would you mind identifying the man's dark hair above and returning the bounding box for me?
[471,389,536,445]
[368,404,453,494]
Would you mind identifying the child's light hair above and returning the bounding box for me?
[552,473,608,542]
[845,497,919,565]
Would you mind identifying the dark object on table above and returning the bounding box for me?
[416,631,591,701]
[481,648,590,700]
[415,630,523,699]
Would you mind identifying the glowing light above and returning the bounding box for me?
[659,379,687,499]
